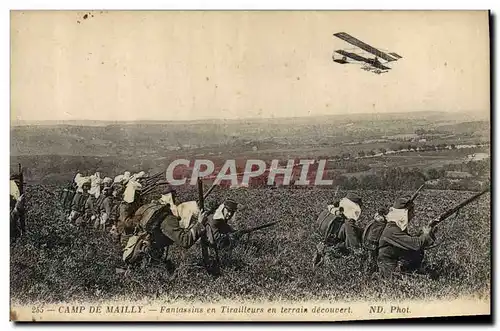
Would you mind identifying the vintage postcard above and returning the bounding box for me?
[9,10,491,322]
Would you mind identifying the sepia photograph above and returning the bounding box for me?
[9,9,491,322]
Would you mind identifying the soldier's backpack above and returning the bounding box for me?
[316,209,345,245]
[123,231,151,264]
[138,203,172,233]
[362,218,387,251]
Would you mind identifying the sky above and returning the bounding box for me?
[10,10,490,122]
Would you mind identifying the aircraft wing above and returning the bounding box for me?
[369,61,391,70]
[335,50,371,63]
[335,50,391,70]
[334,32,398,62]
[389,52,403,59]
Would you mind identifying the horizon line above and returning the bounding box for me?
[10,110,489,126]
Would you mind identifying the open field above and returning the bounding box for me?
[10,113,491,305]
[11,184,491,304]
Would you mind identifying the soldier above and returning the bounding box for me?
[94,186,112,229]
[102,177,113,188]
[376,197,436,277]
[123,203,209,267]
[205,198,239,250]
[68,180,91,223]
[97,185,122,231]
[75,193,95,227]
[334,193,364,255]
[313,193,363,267]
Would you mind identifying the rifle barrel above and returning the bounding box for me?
[197,178,205,210]
[236,220,282,236]
[438,189,489,222]
[409,184,425,203]
[203,183,217,200]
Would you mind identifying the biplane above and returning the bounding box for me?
[332,32,402,75]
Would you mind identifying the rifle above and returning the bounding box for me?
[406,184,424,207]
[203,182,218,200]
[139,172,164,188]
[197,177,220,273]
[18,163,24,195]
[140,180,169,196]
[231,220,282,240]
[428,188,490,228]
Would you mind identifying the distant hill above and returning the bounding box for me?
[10,110,487,127]
[10,111,490,157]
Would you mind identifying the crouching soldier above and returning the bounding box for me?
[94,186,112,229]
[313,198,346,268]
[97,185,122,231]
[313,193,364,267]
[123,205,208,268]
[205,199,239,251]
[377,197,436,278]
[334,193,364,255]
[69,180,91,224]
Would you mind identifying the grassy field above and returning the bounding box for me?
[11,184,491,304]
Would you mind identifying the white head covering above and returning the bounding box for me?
[339,197,361,221]
[159,192,179,216]
[74,174,91,193]
[213,203,226,220]
[177,201,200,229]
[123,179,142,203]
[113,174,123,183]
[386,208,410,231]
[10,180,20,200]
[89,173,103,198]
[131,171,146,181]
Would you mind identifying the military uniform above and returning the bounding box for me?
[205,199,239,250]
[93,187,111,228]
[97,195,120,230]
[160,214,207,249]
[331,193,364,253]
[69,183,91,223]
[140,211,206,264]
[377,198,435,277]
[75,195,95,226]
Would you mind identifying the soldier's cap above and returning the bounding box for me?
[345,193,362,207]
[224,198,238,212]
[393,198,414,210]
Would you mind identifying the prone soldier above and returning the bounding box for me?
[313,193,364,267]
[376,197,436,277]
[336,193,364,253]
